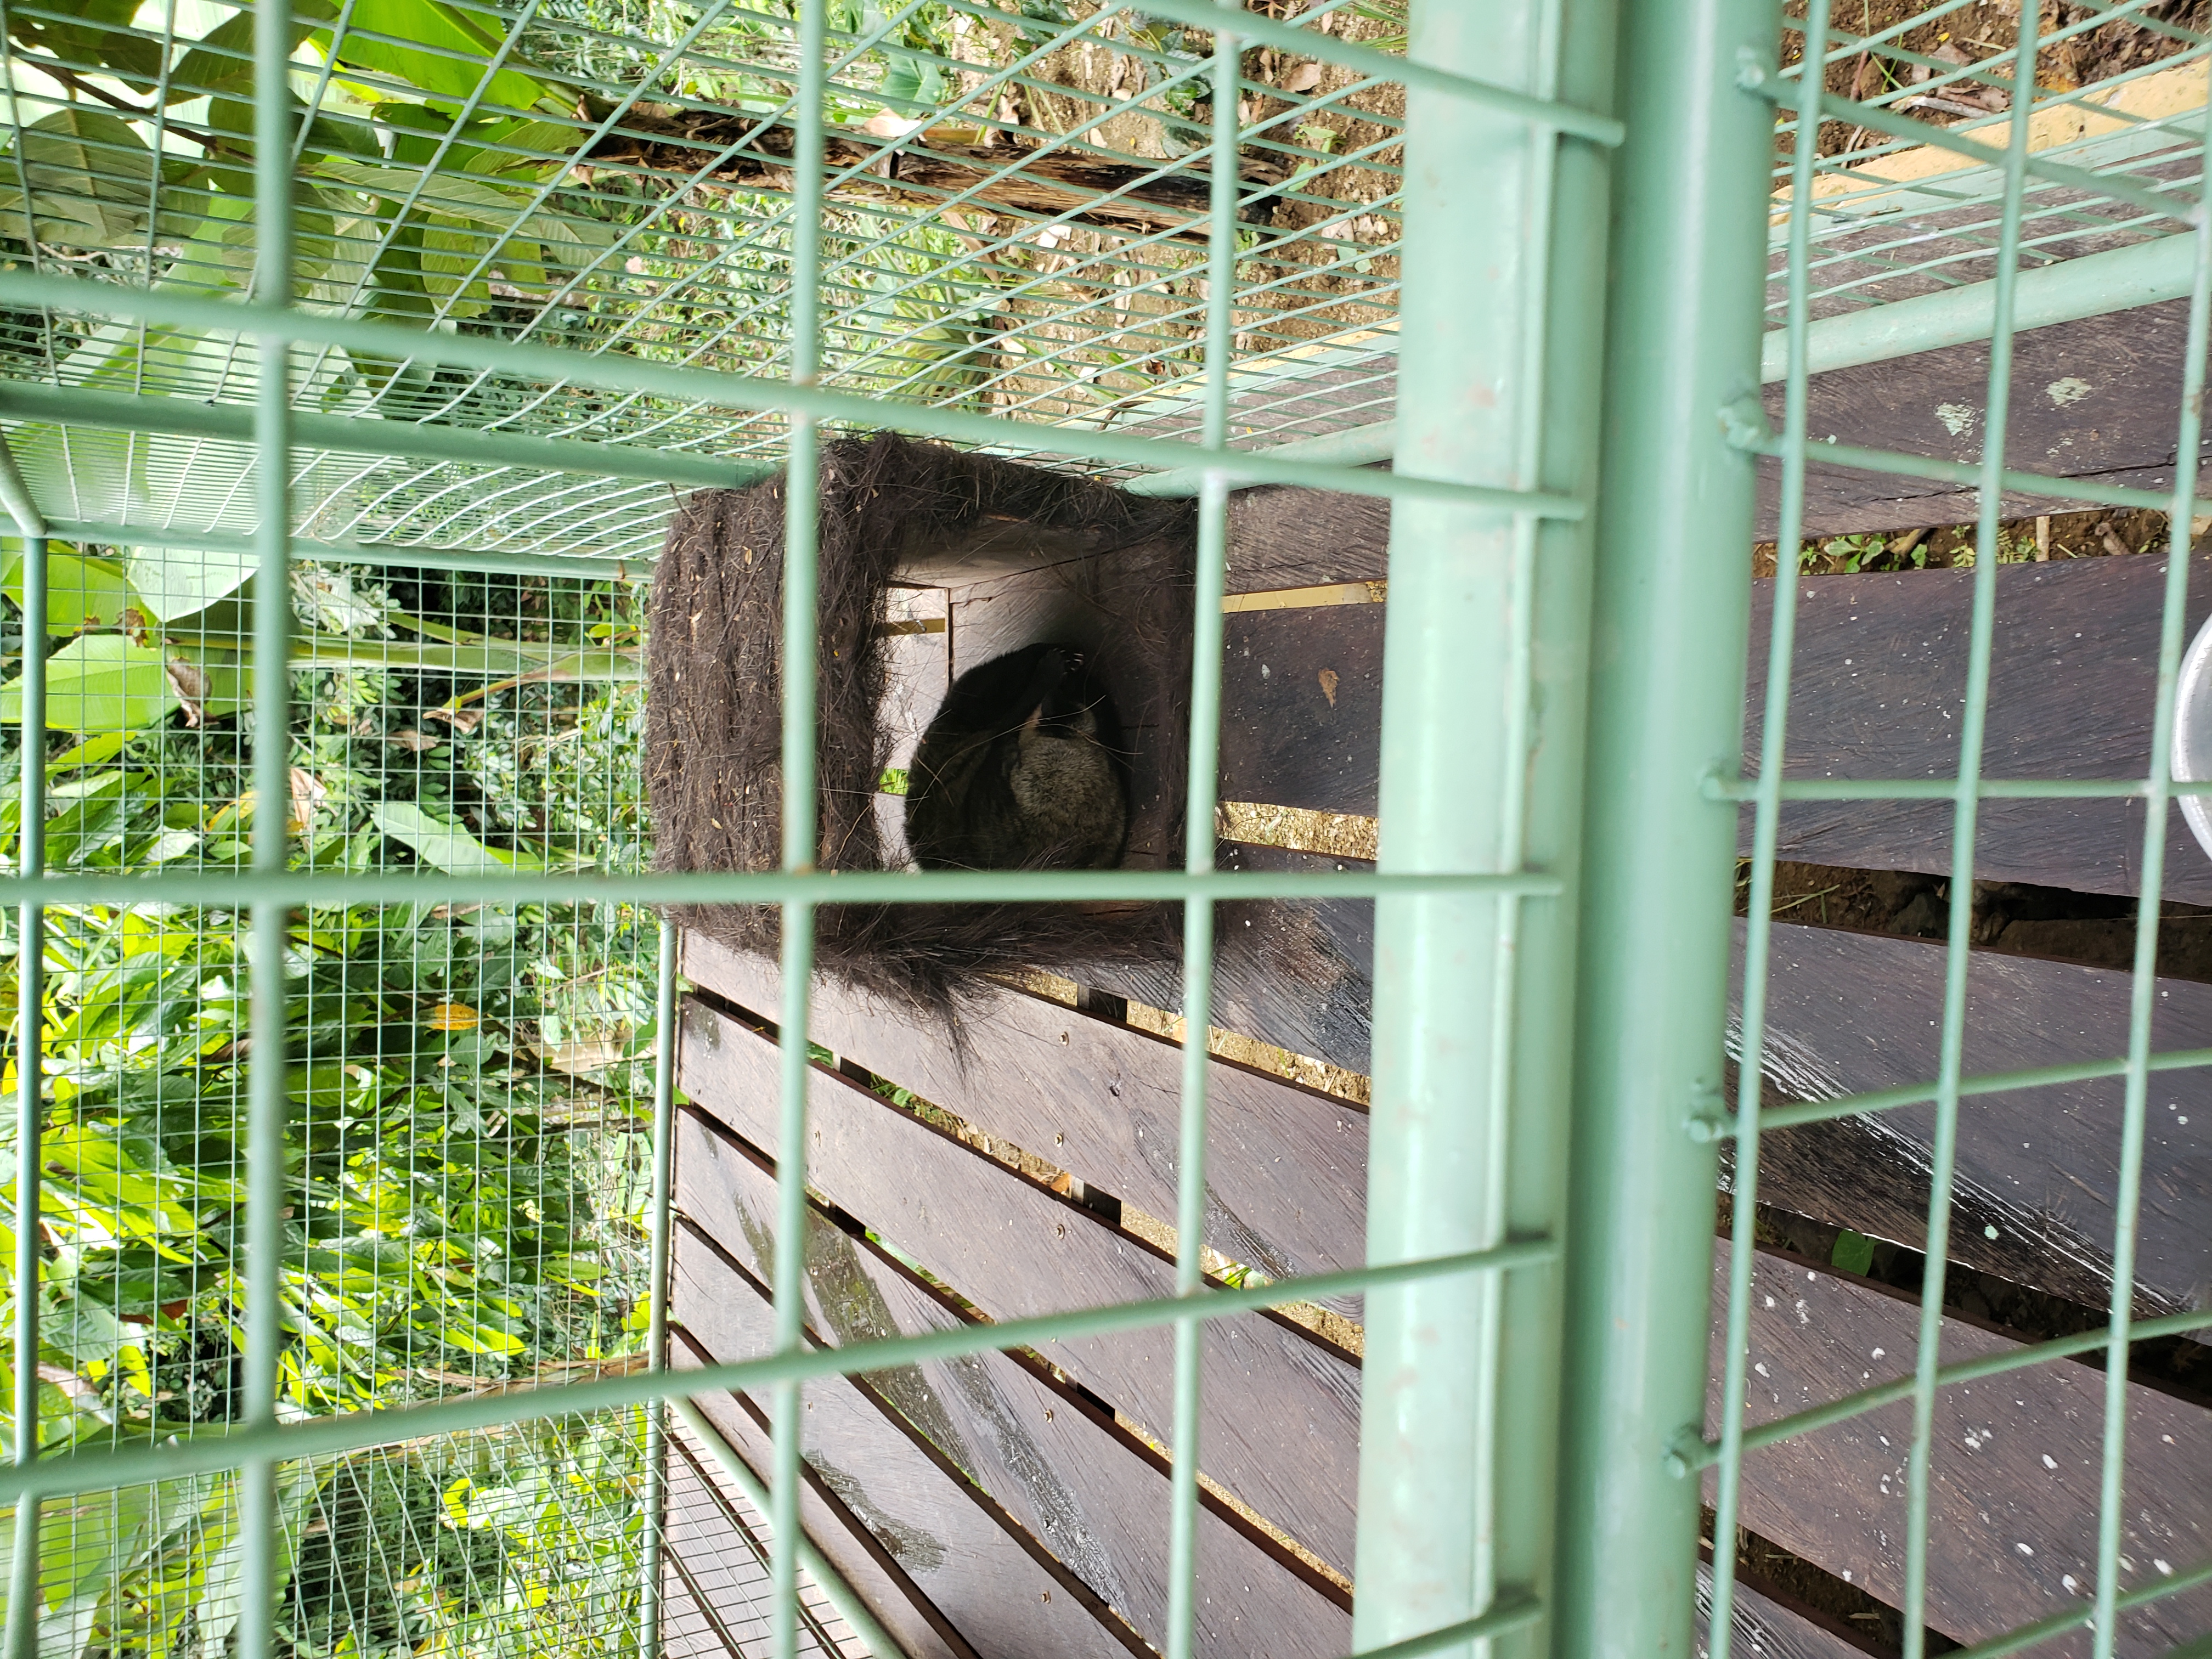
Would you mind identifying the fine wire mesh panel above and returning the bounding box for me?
[10,2,2212,1659]
[0,2,1456,1657]
[1713,3,2212,1659]
[0,0,1409,565]
[1,558,664,1655]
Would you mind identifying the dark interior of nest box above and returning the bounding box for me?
[883,509,1198,873]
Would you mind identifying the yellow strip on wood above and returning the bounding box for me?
[1217,800,1379,861]
[1222,580,1387,613]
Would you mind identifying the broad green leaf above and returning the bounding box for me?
[0,109,159,249]
[0,638,180,733]
[4,0,161,88]
[123,544,257,624]
[46,732,129,773]
[44,1291,140,1365]
[879,52,945,113]
[309,157,613,255]
[371,802,547,874]
[1,546,142,636]
[169,0,338,104]
[315,0,560,113]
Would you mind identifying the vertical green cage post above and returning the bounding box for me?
[1556,1,1777,1655]
[1350,1,1618,1654]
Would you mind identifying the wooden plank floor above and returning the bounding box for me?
[664,444,2212,1647]
[1734,919,2212,1317]
[682,932,1368,1302]
[672,941,2212,1656]
[1198,552,2212,906]
[675,989,1367,1578]
[1757,299,2212,538]
[1742,554,2212,903]
[1707,1245,2212,1658]
[674,1249,1145,1659]
[676,1107,1352,1658]
[686,907,2212,1359]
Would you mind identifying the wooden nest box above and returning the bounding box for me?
[645,433,1389,1022]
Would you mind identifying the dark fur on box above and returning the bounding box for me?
[645,432,1196,1015]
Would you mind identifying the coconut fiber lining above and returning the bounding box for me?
[646,432,1196,1015]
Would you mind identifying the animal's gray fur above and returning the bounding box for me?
[906,644,1128,871]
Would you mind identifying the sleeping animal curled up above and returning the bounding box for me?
[904,643,1130,871]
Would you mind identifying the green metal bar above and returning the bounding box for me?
[1808,91,2197,224]
[1899,12,2041,1650]
[1941,1553,2212,1659]
[1759,232,2200,382]
[665,1400,905,1659]
[772,2,830,1651]
[0,868,1561,907]
[2091,60,2212,1659]
[1725,420,2212,518]
[1707,3,1829,1649]
[1706,775,2212,801]
[0,382,766,493]
[1099,0,1623,143]
[637,923,681,1659]
[1350,1595,1544,1659]
[1556,0,1775,1653]
[0,271,1586,520]
[1122,419,1401,497]
[1352,3,1608,1655]
[0,1236,1560,1504]
[1674,1304,2212,1472]
[4,524,46,1659]
[39,519,644,583]
[0,445,42,544]
[238,0,300,1653]
[1730,1045,2212,1137]
[1161,4,1240,1649]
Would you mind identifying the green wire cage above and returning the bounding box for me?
[0,0,2209,1656]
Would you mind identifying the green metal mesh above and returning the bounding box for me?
[3,1,2209,1657]
[0,0,1408,566]
[1713,5,2212,1659]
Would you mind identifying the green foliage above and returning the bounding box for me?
[0,556,663,1652]
[1831,1229,1877,1276]
[280,1417,650,1659]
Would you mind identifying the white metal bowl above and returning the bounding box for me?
[2172,611,2212,860]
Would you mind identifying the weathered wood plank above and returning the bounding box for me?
[690,906,2212,1324]
[674,1232,1147,1659]
[1224,487,1391,591]
[673,1117,1353,1656]
[1733,919,2212,1317]
[1082,841,1376,1075]
[672,1323,978,1659]
[1742,555,2212,902]
[674,995,1366,1575]
[1694,1562,1883,1659]
[1216,603,1385,819]
[1757,300,2212,539]
[662,1426,862,1658]
[1707,1245,2212,1656]
[681,932,1369,1300]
